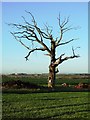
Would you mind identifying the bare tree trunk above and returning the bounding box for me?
[48,64,56,88]
[48,40,56,89]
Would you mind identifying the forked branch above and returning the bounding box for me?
[54,47,80,67]
[56,38,79,47]
[56,14,77,47]
[11,32,31,50]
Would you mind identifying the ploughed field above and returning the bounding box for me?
[2,74,90,119]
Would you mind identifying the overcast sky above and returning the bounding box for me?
[2,2,88,74]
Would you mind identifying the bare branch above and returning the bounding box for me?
[56,15,77,46]
[44,24,53,39]
[72,46,75,56]
[25,10,46,42]
[57,13,61,28]
[9,21,51,55]
[72,46,80,56]
[25,10,36,25]
[25,48,46,61]
[61,54,80,63]
[56,38,79,47]
[56,53,65,61]
[44,53,51,57]
[11,32,30,50]
[21,16,35,30]
[53,53,65,66]
[56,15,63,44]
[22,16,32,26]
[61,16,70,28]
[53,46,80,67]
[24,35,36,41]
[57,29,63,44]
[8,23,28,30]
[62,26,75,33]
[25,11,52,40]
[24,11,53,50]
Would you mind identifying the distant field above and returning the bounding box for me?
[2,74,90,86]
[2,92,89,120]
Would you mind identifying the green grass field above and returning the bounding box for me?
[2,92,89,120]
[2,75,90,120]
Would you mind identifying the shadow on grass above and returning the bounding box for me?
[2,86,90,94]
[2,79,90,94]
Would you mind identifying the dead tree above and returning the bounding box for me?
[9,11,80,89]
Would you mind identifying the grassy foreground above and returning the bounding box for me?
[2,92,89,120]
[2,74,90,119]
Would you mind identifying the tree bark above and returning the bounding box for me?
[48,64,56,88]
[48,40,56,89]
